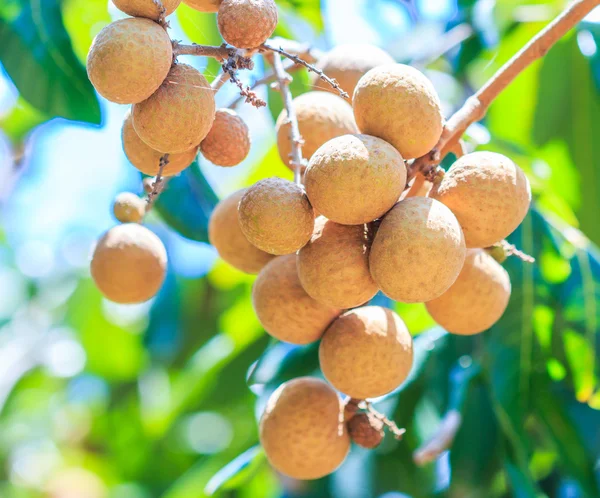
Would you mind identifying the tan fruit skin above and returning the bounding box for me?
[91,224,167,304]
[183,0,221,12]
[122,112,197,176]
[208,189,274,274]
[252,255,341,344]
[112,0,181,19]
[259,377,350,480]
[238,178,314,255]
[297,216,378,308]
[311,44,395,101]
[87,18,172,105]
[218,0,277,49]
[426,249,511,335]
[133,64,216,154]
[430,151,532,248]
[305,134,406,225]
[370,197,466,303]
[276,91,358,170]
[353,64,443,159]
[200,109,250,167]
[113,192,146,224]
[319,306,413,399]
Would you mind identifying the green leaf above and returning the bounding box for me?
[61,0,110,64]
[0,0,101,123]
[204,446,265,495]
[277,0,324,33]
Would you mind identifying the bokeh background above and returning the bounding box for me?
[1,0,600,497]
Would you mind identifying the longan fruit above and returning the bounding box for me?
[133,63,216,154]
[112,0,181,19]
[260,377,350,480]
[218,0,278,49]
[183,0,221,12]
[113,192,146,223]
[122,112,197,176]
[305,134,406,225]
[200,109,250,167]
[87,18,172,104]
[297,216,378,308]
[426,249,511,335]
[252,255,340,344]
[276,91,358,170]
[91,224,167,304]
[208,189,274,274]
[369,197,466,303]
[319,306,413,399]
[429,151,532,248]
[238,178,314,255]
[353,64,443,159]
[311,44,395,101]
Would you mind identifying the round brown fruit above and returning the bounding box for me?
[312,44,395,101]
[183,0,221,12]
[87,18,172,104]
[426,249,511,335]
[238,177,314,255]
[122,112,197,176]
[369,197,466,303]
[208,189,274,274]
[113,192,146,224]
[276,91,358,170]
[260,377,350,480]
[200,109,250,167]
[252,254,340,344]
[353,64,443,159]
[429,151,531,248]
[132,63,216,154]
[297,216,378,308]
[319,306,413,399]
[305,134,406,225]
[218,0,278,49]
[112,0,181,19]
[91,224,167,304]
[347,412,384,449]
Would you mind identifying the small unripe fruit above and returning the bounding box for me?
[113,192,146,223]
[297,217,378,308]
[370,198,466,303]
[319,306,413,399]
[183,0,221,12]
[87,18,172,104]
[347,412,384,449]
[253,255,340,344]
[238,178,314,255]
[91,224,167,304]
[353,64,443,159]
[112,0,181,19]
[312,44,395,101]
[133,63,216,153]
[260,377,350,480]
[430,151,532,248]
[426,249,511,335]
[305,134,406,225]
[122,112,197,176]
[218,0,278,49]
[276,92,358,170]
[208,189,274,274]
[200,109,250,167]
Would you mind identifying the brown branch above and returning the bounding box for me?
[272,53,305,183]
[408,0,600,181]
[413,410,462,465]
[261,42,350,100]
[210,71,230,93]
[222,55,266,108]
[145,154,169,211]
[173,42,232,60]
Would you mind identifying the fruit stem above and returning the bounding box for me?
[363,401,406,440]
[272,52,305,184]
[210,71,230,93]
[145,154,170,212]
[172,42,232,60]
[500,240,536,263]
[408,0,600,181]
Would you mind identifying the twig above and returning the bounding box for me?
[413,410,462,465]
[152,0,168,28]
[222,55,267,108]
[261,42,349,100]
[173,42,232,60]
[500,240,536,263]
[272,53,305,183]
[363,401,406,440]
[408,0,600,181]
[146,154,169,211]
[211,71,230,93]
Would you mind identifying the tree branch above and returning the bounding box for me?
[408,0,600,181]
[173,42,232,59]
[272,53,305,184]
